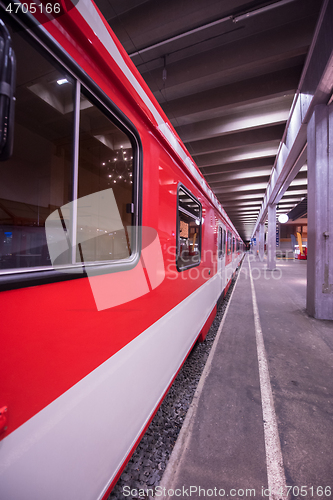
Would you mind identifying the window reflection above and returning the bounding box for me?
[77,93,134,263]
[0,19,136,273]
[177,186,201,271]
[0,25,74,270]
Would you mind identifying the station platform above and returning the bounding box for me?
[158,255,333,499]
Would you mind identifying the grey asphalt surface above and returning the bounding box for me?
[160,255,333,500]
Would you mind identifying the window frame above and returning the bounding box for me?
[227,230,232,255]
[218,226,222,259]
[0,8,143,290]
[176,184,202,272]
[218,225,226,259]
[73,85,141,274]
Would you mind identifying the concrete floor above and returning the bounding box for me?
[159,255,333,500]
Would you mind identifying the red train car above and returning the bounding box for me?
[0,1,244,498]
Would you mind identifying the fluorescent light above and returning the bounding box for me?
[278,214,289,223]
[57,78,69,85]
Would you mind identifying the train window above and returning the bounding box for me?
[76,92,134,264]
[227,230,232,255]
[218,226,226,258]
[218,227,222,258]
[232,236,235,253]
[0,22,74,271]
[0,13,139,281]
[177,185,201,271]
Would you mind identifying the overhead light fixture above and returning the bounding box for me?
[278,214,289,223]
[233,0,296,23]
[57,78,69,85]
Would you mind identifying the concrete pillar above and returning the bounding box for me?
[307,104,333,320]
[267,204,276,270]
[259,223,265,261]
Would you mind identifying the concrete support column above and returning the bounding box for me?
[307,104,333,320]
[267,204,276,270]
[259,223,265,261]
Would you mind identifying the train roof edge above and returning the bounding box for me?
[45,0,241,239]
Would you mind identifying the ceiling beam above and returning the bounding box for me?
[200,157,275,176]
[194,141,280,167]
[206,167,272,184]
[185,124,285,155]
[160,66,302,123]
[139,17,312,98]
[174,96,293,142]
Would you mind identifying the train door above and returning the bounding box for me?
[217,223,226,296]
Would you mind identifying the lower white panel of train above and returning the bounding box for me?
[0,270,227,500]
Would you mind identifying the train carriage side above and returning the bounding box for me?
[0,2,244,499]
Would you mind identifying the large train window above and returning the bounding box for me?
[0,21,74,271]
[76,91,134,264]
[0,12,139,284]
[177,185,201,271]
